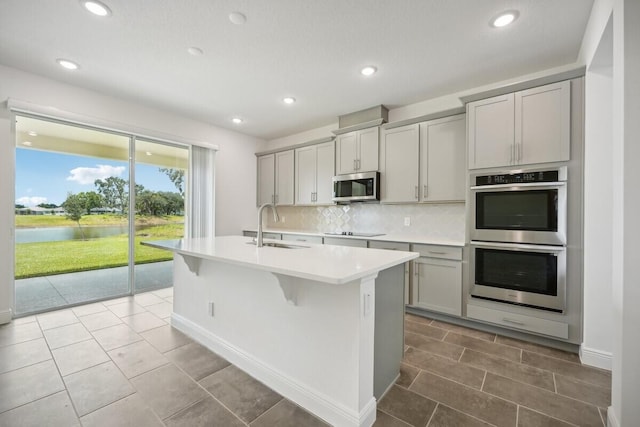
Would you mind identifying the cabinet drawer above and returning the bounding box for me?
[323,237,367,248]
[281,234,323,244]
[411,244,462,260]
[368,241,410,251]
[466,304,569,339]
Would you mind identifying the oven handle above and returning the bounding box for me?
[470,182,566,191]
[470,241,566,252]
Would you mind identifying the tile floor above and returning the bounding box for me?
[0,290,611,427]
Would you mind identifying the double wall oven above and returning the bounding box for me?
[469,167,568,312]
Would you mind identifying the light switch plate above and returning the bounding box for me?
[404,217,411,226]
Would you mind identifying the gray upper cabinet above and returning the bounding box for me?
[380,115,466,204]
[380,124,420,203]
[295,141,335,205]
[257,150,294,206]
[336,127,379,174]
[468,81,570,169]
[419,114,466,202]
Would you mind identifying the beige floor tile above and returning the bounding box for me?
[52,339,110,376]
[122,312,166,333]
[403,347,485,389]
[10,315,38,325]
[165,342,230,381]
[404,320,447,340]
[71,302,108,317]
[200,365,282,423]
[102,296,134,307]
[43,322,93,350]
[37,309,79,330]
[377,385,437,427]
[495,335,581,363]
[397,363,420,388]
[151,287,174,299]
[445,332,521,362]
[140,325,192,353]
[554,374,612,407]
[80,393,164,427]
[373,410,412,426]
[483,372,602,427]
[145,302,173,319]
[0,321,43,347]
[522,351,611,389]
[0,360,65,413]
[598,407,608,426]
[131,364,208,420]
[108,340,169,379]
[134,293,165,307]
[409,371,517,427]
[250,399,329,427]
[405,332,464,361]
[460,348,555,391]
[428,404,493,427]
[430,320,497,342]
[63,361,134,416]
[405,313,433,326]
[0,337,51,374]
[0,390,80,427]
[108,301,147,318]
[92,323,143,351]
[79,310,123,332]
[517,407,575,427]
[164,396,244,427]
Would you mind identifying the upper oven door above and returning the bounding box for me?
[470,182,567,245]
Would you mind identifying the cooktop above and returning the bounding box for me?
[324,232,385,237]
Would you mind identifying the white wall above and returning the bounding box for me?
[581,11,614,368]
[0,65,263,321]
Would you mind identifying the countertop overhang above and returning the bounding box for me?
[142,235,419,285]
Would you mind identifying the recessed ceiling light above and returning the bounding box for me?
[491,10,519,28]
[361,66,377,76]
[27,131,38,137]
[232,117,243,124]
[82,0,111,17]
[229,11,247,25]
[283,97,296,105]
[56,59,80,70]
[187,46,204,56]
[22,141,33,146]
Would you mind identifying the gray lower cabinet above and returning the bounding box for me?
[411,244,462,316]
[281,234,323,244]
[369,241,411,304]
[323,237,368,247]
[242,231,282,240]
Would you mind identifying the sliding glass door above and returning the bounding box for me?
[14,116,189,315]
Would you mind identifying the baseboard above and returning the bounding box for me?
[579,344,613,371]
[0,308,12,325]
[607,406,619,427]
[171,313,376,427]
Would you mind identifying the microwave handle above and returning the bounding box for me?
[470,182,566,191]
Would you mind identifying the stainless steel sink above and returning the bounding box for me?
[247,241,309,249]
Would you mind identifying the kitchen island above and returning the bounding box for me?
[142,236,418,427]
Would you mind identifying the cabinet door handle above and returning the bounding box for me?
[271,194,275,204]
[502,317,525,326]
[275,194,279,204]
[353,159,357,170]
[428,251,447,255]
[415,186,419,199]
[423,185,428,199]
[510,144,515,165]
[517,143,522,161]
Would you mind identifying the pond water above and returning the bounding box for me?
[15,225,157,244]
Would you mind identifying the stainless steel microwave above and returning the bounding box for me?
[332,171,380,203]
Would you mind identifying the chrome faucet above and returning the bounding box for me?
[257,203,279,247]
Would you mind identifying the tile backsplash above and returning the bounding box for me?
[266,203,466,241]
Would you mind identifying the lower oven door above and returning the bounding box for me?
[470,241,566,312]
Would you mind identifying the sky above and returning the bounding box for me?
[15,148,180,207]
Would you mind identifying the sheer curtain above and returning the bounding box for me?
[189,145,216,238]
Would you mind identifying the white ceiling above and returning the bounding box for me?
[0,0,594,140]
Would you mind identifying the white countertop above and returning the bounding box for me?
[142,235,419,285]
[242,227,465,247]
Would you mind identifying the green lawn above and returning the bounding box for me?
[16,214,183,228]
[15,223,184,279]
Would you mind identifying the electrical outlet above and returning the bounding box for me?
[208,302,214,317]
[404,217,411,226]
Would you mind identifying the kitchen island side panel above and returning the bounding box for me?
[171,254,389,426]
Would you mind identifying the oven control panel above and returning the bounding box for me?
[475,170,560,186]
